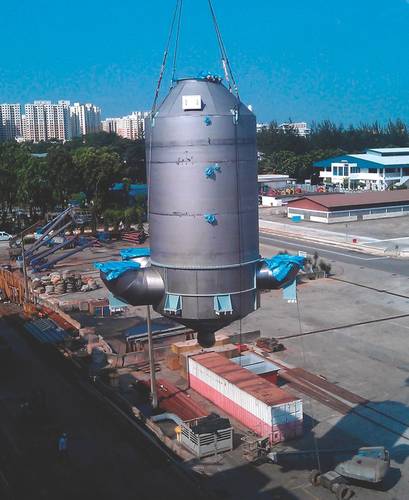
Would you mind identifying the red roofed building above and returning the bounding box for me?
[287,190,409,223]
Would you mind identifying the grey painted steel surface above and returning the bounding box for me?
[99,77,262,347]
[146,78,259,346]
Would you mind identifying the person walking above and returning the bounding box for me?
[58,432,68,461]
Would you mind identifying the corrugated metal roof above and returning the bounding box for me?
[314,151,409,168]
[288,190,409,210]
[367,148,409,155]
[192,352,295,406]
[231,352,280,375]
[350,153,409,166]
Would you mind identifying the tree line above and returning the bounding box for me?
[257,119,409,182]
[0,132,146,232]
[1,119,409,231]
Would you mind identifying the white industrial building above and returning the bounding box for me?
[315,148,409,190]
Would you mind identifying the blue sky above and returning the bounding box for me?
[1,0,409,124]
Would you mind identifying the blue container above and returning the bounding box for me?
[291,215,302,223]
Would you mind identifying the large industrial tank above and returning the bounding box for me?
[98,76,303,348]
[146,77,259,346]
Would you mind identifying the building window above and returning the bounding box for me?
[368,168,378,174]
[350,167,360,174]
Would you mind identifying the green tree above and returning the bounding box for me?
[72,147,123,213]
[46,146,79,207]
[0,143,31,213]
[17,157,53,216]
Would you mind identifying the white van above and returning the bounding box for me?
[0,231,12,241]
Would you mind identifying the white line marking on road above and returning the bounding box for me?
[361,236,409,243]
[260,236,389,261]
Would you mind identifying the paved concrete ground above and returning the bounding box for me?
[215,239,409,499]
[260,207,409,255]
[260,207,409,240]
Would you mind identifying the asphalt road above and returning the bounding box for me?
[260,232,409,276]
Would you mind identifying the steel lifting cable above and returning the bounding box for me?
[207,0,239,99]
[171,0,183,86]
[149,0,181,226]
[296,292,322,472]
[151,0,181,115]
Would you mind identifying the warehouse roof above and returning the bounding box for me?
[314,148,409,169]
[192,352,296,406]
[288,190,409,210]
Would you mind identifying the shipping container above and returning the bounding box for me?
[188,352,302,443]
[231,352,280,384]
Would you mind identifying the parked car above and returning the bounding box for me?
[0,231,12,241]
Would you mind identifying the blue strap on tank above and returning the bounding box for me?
[205,163,221,179]
[204,213,217,225]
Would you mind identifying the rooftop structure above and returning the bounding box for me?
[287,190,409,223]
[278,121,310,137]
[191,352,294,406]
[314,148,409,190]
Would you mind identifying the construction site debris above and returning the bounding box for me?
[256,337,285,352]
[31,271,100,297]
[190,412,231,434]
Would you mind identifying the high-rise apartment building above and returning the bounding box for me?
[22,100,72,142]
[0,104,22,142]
[101,111,149,140]
[101,118,118,134]
[70,102,101,137]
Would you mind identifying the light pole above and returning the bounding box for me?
[146,305,158,408]
[345,223,348,243]
[21,238,29,304]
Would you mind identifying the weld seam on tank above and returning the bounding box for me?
[150,208,256,215]
[151,159,253,164]
[164,287,257,297]
[150,258,260,270]
[149,137,254,144]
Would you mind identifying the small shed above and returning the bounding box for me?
[231,352,280,384]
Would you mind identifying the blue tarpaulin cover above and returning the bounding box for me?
[129,184,148,197]
[120,248,150,260]
[263,254,304,282]
[205,164,221,179]
[204,213,217,225]
[94,261,140,281]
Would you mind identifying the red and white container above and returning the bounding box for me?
[188,352,302,443]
